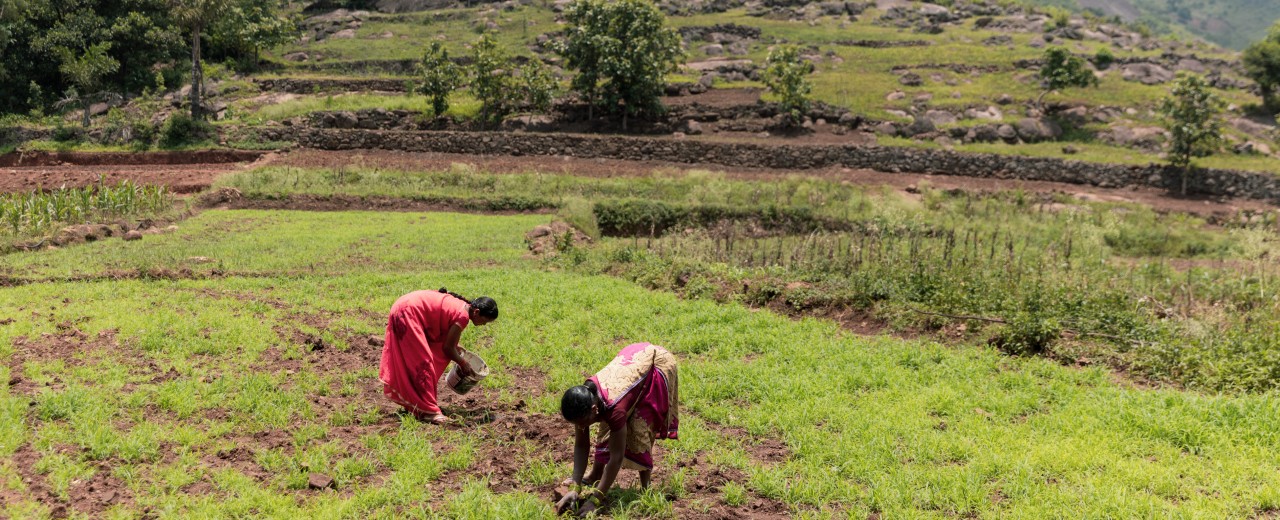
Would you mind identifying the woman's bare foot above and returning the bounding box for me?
[430,414,452,425]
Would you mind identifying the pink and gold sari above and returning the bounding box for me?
[588,342,679,470]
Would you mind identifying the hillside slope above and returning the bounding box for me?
[1029,0,1280,50]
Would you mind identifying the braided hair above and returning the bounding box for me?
[438,287,499,320]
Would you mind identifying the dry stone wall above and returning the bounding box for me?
[251,127,1280,201]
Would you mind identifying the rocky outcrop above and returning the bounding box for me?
[247,127,1280,200]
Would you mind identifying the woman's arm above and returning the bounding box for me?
[571,424,590,484]
[440,323,474,376]
[595,423,627,496]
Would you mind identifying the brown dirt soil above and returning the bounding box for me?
[215,193,556,214]
[0,152,272,194]
[265,149,1279,217]
[0,150,264,167]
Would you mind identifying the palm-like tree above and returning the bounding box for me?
[170,0,229,119]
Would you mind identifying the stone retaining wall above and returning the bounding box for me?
[255,78,413,93]
[251,127,1280,200]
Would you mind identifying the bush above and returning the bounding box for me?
[1093,48,1115,69]
[593,199,834,237]
[159,113,214,148]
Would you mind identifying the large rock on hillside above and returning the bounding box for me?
[1101,126,1167,152]
[921,110,957,126]
[1120,63,1174,85]
[1014,117,1061,143]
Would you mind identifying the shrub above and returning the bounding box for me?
[762,45,814,125]
[159,113,214,148]
[1093,48,1115,70]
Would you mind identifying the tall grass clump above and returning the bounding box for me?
[1,180,172,237]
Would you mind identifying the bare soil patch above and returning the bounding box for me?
[0,151,270,194]
[0,150,263,167]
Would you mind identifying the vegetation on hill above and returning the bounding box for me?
[1025,0,1280,50]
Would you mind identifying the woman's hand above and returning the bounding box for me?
[457,361,476,379]
[554,491,578,514]
[575,499,598,517]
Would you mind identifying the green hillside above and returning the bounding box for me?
[1028,0,1280,50]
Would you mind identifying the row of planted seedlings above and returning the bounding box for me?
[568,190,1280,392]
[1,179,173,237]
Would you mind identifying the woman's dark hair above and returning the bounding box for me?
[561,383,597,421]
[439,288,499,320]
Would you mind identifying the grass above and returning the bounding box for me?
[211,164,1280,393]
[230,92,482,124]
[5,207,1280,517]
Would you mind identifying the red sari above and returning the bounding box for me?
[379,290,470,417]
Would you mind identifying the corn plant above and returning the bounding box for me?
[0,178,172,237]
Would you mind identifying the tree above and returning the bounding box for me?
[209,0,298,70]
[1159,73,1225,196]
[0,0,183,116]
[469,32,518,125]
[55,43,121,127]
[417,41,461,117]
[1243,22,1280,112]
[1037,47,1097,111]
[762,45,814,125]
[520,58,559,115]
[171,0,232,120]
[558,0,683,129]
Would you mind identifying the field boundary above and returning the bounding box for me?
[0,150,265,167]
[249,128,1280,201]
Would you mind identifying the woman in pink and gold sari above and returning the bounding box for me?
[556,342,679,516]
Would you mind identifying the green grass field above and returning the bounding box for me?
[6,181,1280,517]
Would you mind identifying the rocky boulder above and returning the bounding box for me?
[1101,126,1167,152]
[1014,117,1062,143]
[964,106,1002,121]
[1120,63,1174,85]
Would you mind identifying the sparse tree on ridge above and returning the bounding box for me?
[171,0,231,120]
[557,0,683,130]
[520,58,559,115]
[55,43,121,127]
[762,45,814,126]
[469,32,518,125]
[1243,22,1280,112]
[1159,73,1225,196]
[1037,47,1097,112]
[418,41,461,117]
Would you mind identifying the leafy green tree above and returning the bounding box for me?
[1159,73,1225,196]
[1037,47,1097,111]
[520,58,559,115]
[55,43,121,127]
[469,32,518,125]
[209,0,298,70]
[762,45,814,125]
[0,0,183,116]
[1243,22,1280,112]
[417,41,461,117]
[558,0,683,129]
[171,0,232,120]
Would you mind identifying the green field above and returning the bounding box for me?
[6,161,1280,517]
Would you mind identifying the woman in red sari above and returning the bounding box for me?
[379,288,498,424]
[556,342,680,516]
